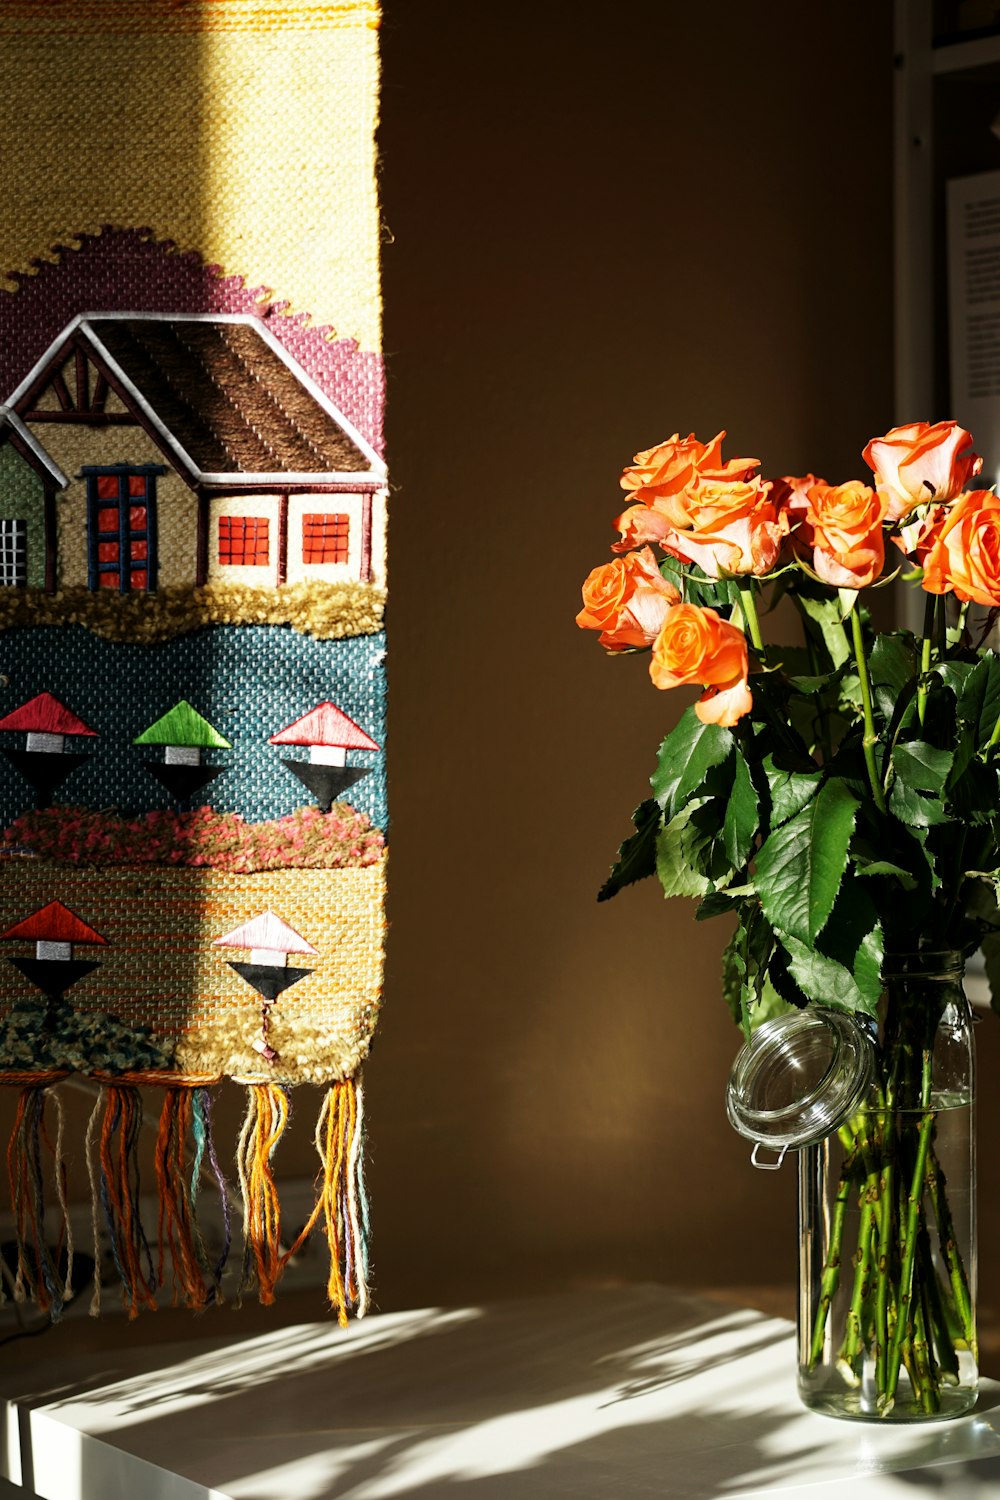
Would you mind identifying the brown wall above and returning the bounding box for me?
[370,0,898,1308]
[10,1,963,1326]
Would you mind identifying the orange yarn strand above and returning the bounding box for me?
[237,1083,290,1305]
[154,1088,213,1309]
[278,1079,364,1325]
[97,1085,157,1319]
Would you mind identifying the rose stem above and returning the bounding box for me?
[913,1279,941,1413]
[919,1212,960,1385]
[849,606,887,814]
[883,1049,935,1411]
[737,579,766,665]
[925,1146,977,1357]
[838,1131,880,1379]
[917,592,935,728]
[809,1130,860,1369]
[874,1085,897,1395]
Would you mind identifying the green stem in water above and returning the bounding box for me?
[849,605,887,815]
[838,1154,879,1381]
[809,1139,860,1368]
[926,1147,977,1359]
[882,1050,936,1412]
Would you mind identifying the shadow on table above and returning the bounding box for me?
[9,1289,1000,1499]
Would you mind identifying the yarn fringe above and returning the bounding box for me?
[2,1074,370,1320]
[86,1084,158,1318]
[154,1086,230,1309]
[4,1083,73,1317]
[281,1077,370,1324]
[236,1081,291,1305]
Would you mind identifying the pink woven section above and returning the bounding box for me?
[0,228,384,454]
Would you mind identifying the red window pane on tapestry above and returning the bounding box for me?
[302,513,349,565]
[96,475,120,501]
[218,515,270,566]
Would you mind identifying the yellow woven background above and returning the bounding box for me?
[0,1,381,349]
[1,857,386,1086]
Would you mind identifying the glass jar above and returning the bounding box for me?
[798,952,977,1421]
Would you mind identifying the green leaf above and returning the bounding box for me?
[936,660,976,700]
[956,653,1000,748]
[891,740,954,795]
[598,799,661,902]
[836,671,864,714]
[819,876,885,1012]
[780,935,879,1017]
[650,708,734,819]
[760,753,822,829]
[722,908,776,1036]
[695,885,755,920]
[655,798,733,899]
[945,751,998,825]
[853,857,918,891]
[888,778,951,827]
[722,926,744,1028]
[904,824,943,896]
[724,753,759,868]
[795,593,851,669]
[869,633,918,724]
[755,778,859,944]
[661,557,737,612]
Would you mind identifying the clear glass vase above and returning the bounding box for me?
[798,951,977,1421]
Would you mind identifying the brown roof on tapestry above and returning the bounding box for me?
[88,318,371,476]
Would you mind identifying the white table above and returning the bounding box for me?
[4,1286,1000,1498]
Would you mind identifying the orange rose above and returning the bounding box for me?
[649,603,752,727]
[620,430,759,503]
[920,488,1000,605]
[576,547,681,650]
[798,479,888,589]
[774,474,828,563]
[863,421,982,522]
[654,476,788,578]
[611,502,674,553]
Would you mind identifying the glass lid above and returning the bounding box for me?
[726,1008,876,1151]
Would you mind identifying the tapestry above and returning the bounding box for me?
[0,1,385,1320]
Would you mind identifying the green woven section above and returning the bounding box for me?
[133,698,231,748]
[0,443,45,589]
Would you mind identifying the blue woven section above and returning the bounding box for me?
[0,624,387,830]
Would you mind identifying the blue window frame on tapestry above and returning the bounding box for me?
[83,464,165,593]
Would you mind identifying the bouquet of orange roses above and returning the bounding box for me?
[577,421,998,1419]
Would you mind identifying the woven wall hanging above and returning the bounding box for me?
[0,0,385,1321]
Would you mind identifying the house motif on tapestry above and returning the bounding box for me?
[269,701,380,812]
[133,699,231,802]
[214,909,318,1063]
[1,313,387,595]
[0,690,97,808]
[2,899,107,1000]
